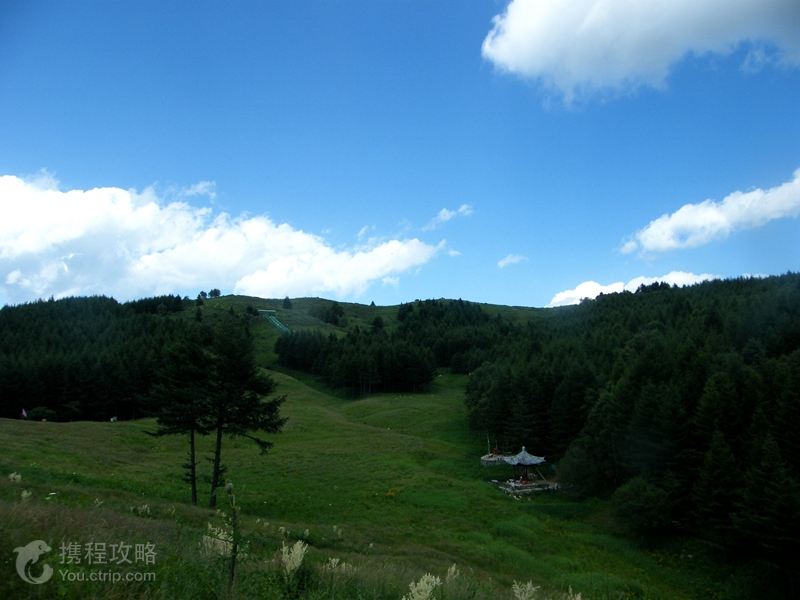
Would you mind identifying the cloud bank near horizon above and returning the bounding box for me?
[547,271,718,307]
[0,174,441,304]
[482,0,800,99]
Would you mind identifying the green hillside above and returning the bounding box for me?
[2,284,794,598]
[194,295,541,368]
[0,370,769,599]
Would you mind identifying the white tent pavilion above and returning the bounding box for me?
[481,446,545,478]
[480,446,556,494]
[503,446,545,467]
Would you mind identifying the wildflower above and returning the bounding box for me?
[93,498,104,508]
[21,490,32,501]
[512,580,540,600]
[132,503,150,516]
[8,472,21,483]
[565,587,583,600]
[402,573,441,600]
[446,563,460,583]
[322,557,354,575]
[200,522,233,556]
[279,540,308,581]
[303,528,310,539]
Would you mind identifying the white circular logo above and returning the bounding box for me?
[13,540,53,585]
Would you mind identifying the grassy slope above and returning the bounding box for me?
[194,294,547,367]
[194,296,384,365]
[0,370,761,599]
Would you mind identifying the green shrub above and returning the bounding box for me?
[613,477,670,535]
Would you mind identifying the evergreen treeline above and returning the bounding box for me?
[397,299,511,373]
[0,295,190,420]
[275,328,436,394]
[465,274,800,570]
[275,299,511,394]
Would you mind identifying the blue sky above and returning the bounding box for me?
[1,0,799,307]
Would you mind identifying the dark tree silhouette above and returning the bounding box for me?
[206,315,286,508]
[150,324,214,505]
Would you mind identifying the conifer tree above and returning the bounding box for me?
[151,325,213,505]
[733,435,800,556]
[206,315,286,508]
[692,429,738,541]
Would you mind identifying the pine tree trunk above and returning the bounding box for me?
[209,420,224,508]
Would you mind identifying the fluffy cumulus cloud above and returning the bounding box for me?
[623,168,800,254]
[547,271,718,307]
[423,204,473,231]
[0,174,441,304]
[482,0,800,99]
[497,254,528,268]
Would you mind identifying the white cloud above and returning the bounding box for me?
[623,168,800,254]
[357,225,374,240]
[423,203,473,231]
[448,249,462,257]
[235,239,437,298]
[482,0,800,99]
[182,180,217,200]
[0,174,441,303]
[498,254,528,268]
[548,280,625,307]
[547,271,718,307]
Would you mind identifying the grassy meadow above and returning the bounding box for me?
[0,366,770,599]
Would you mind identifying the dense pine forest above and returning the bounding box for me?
[274,298,507,393]
[463,274,800,579]
[0,295,190,421]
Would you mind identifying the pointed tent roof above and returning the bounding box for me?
[503,446,545,466]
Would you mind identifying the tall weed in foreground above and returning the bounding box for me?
[402,573,442,600]
[279,539,309,595]
[511,581,587,600]
[320,557,356,598]
[225,481,242,594]
[197,480,249,597]
[512,580,541,600]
